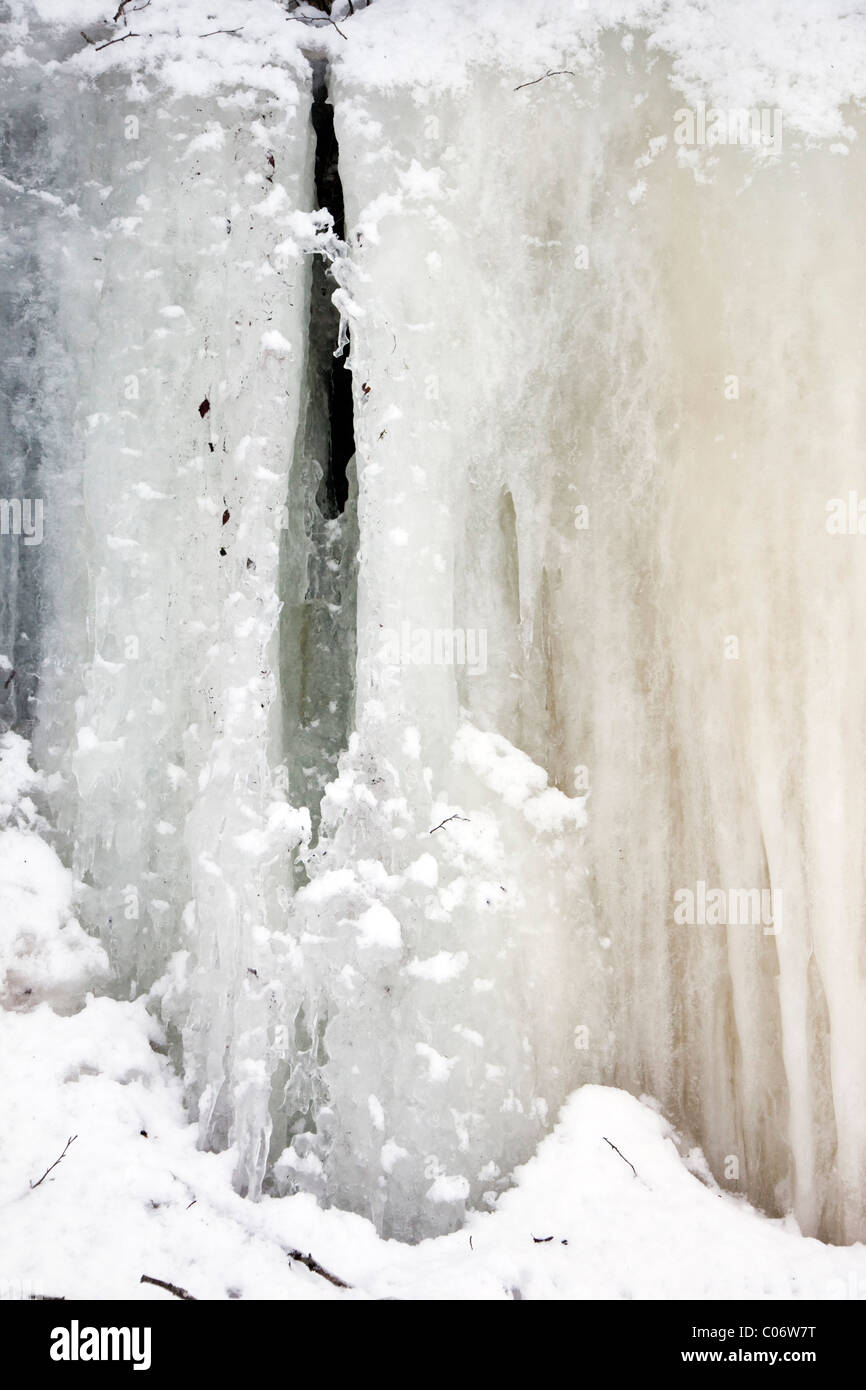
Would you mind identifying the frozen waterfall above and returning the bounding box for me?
[3,0,866,1245]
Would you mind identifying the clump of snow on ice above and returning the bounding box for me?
[405,950,467,982]
[260,328,293,355]
[0,730,40,825]
[0,733,108,1012]
[426,1172,470,1203]
[0,828,108,1013]
[453,724,586,832]
[355,902,402,950]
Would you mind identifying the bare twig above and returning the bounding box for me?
[30,1135,77,1189]
[603,1136,637,1178]
[429,814,469,835]
[140,1275,197,1301]
[286,1246,351,1289]
[514,69,575,92]
[288,13,348,40]
[113,0,150,19]
[198,27,245,38]
[95,31,141,51]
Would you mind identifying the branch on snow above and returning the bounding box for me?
[514,69,575,92]
[140,1275,197,1301]
[286,1246,351,1289]
[287,12,349,41]
[95,32,142,52]
[29,1135,77,1190]
[113,0,150,20]
[603,1136,638,1178]
[429,814,469,835]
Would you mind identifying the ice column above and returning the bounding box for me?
[33,53,315,1197]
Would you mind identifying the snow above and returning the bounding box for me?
[355,902,402,950]
[2,988,866,1300]
[405,950,467,983]
[6,0,864,139]
[0,734,108,1013]
[0,828,108,1013]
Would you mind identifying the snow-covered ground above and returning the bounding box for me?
[3,990,866,1301]
[2,728,864,1301]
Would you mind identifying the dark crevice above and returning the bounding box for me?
[278,58,358,846]
[309,60,354,519]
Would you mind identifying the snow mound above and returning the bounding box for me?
[0,733,108,1012]
[0,828,108,1012]
[1,996,865,1300]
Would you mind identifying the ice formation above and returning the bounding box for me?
[3,0,866,1246]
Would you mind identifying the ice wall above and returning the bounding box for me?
[5,0,866,1245]
[323,5,866,1240]
[8,8,319,1197]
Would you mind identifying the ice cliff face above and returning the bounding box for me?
[3,0,866,1242]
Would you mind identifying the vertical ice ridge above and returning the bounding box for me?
[0,72,63,737]
[28,59,316,1199]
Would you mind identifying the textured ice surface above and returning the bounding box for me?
[3,0,866,1248]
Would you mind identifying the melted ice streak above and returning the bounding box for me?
[6,1,866,1242]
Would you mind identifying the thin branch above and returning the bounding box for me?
[198,27,245,38]
[514,68,575,92]
[603,1136,637,1178]
[95,31,141,51]
[113,0,150,19]
[429,814,469,835]
[288,13,348,40]
[286,1246,351,1289]
[140,1274,197,1301]
[30,1135,77,1189]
